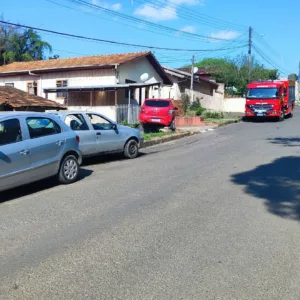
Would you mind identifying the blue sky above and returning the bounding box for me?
[1,0,299,77]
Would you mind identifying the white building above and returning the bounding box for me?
[0,51,172,121]
[162,66,221,106]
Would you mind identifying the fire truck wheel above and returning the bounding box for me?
[278,110,285,122]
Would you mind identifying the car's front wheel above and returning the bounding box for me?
[124,139,139,159]
[58,154,79,184]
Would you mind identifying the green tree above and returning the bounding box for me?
[191,55,280,96]
[0,24,52,65]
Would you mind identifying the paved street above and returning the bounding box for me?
[1,111,300,300]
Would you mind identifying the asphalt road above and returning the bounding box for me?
[1,111,300,300]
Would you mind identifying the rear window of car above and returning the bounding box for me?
[144,100,170,107]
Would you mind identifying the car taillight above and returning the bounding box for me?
[76,135,80,143]
[168,109,174,115]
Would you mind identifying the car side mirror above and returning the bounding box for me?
[112,124,117,130]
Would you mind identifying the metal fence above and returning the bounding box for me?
[116,104,140,124]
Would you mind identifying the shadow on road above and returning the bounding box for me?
[0,168,93,204]
[82,152,147,167]
[268,137,300,147]
[231,156,300,220]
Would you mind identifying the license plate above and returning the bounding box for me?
[152,118,160,122]
[257,113,263,116]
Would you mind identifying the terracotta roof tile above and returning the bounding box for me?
[0,86,66,109]
[0,51,150,74]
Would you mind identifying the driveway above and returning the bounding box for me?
[1,110,300,299]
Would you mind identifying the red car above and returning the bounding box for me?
[139,98,176,131]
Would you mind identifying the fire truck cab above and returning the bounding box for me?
[245,79,295,121]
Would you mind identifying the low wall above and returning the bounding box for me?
[67,106,117,121]
[222,97,246,113]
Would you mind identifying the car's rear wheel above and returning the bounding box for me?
[124,139,139,159]
[58,155,79,184]
[169,119,176,131]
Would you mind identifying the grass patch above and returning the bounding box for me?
[143,131,175,141]
[204,118,239,125]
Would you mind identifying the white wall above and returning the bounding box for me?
[222,97,246,113]
[0,68,115,101]
[118,56,164,100]
[67,106,117,121]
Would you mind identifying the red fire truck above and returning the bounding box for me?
[245,79,296,121]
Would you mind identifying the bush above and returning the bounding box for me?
[120,120,140,128]
[189,98,201,111]
[202,110,224,119]
[195,106,206,116]
[180,94,190,115]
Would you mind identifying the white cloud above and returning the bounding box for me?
[170,0,204,5]
[180,25,196,33]
[134,0,204,22]
[111,3,121,11]
[210,30,240,40]
[91,0,121,11]
[134,4,177,21]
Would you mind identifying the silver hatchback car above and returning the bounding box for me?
[53,111,143,159]
[0,112,82,192]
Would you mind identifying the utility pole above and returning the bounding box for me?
[248,26,252,83]
[190,55,195,102]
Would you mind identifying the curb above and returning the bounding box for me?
[141,132,192,148]
[217,119,241,128]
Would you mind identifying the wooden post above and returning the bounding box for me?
[115,89,118,105]
[139,88,142,106]
[90,91,93,106]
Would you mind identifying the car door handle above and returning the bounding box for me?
[56,140,64,146]
[96,132,101,136]
[20,149,30,155]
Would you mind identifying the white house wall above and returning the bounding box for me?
[0,68,115,102]
[118,57,163,100]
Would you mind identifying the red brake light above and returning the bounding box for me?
[76,135,80,143]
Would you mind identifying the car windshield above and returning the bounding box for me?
[247,88,278,99]
[144,100,170,107]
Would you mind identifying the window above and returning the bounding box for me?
[144,100,170,107]
[247,88,278,99]
[5,83,14,87]
[0,119,22,146]
[65,114,89,131]
[27,82,38,95]
[87,114,113,130]
[26,117,61,139]
[56,80,68,98]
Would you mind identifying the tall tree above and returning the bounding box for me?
[0,24,52,65]
[192,54,280,96]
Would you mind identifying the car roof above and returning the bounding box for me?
[0,111,56,118]
[144,98,172,101]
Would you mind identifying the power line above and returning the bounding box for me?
[252,44,290,75]
[252,30,281,58]
[65,0,245,43]
[252,43,290,74]
[136,0,247,31]
[0,20,247,52]
[46,0,227,44]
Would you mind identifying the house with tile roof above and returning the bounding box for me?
[162,66,225,111]
[0,51,172,121]
[0,86,66,111]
